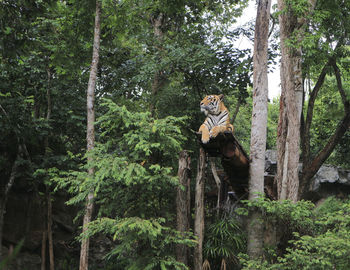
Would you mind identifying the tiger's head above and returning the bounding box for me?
[200,94,224,116]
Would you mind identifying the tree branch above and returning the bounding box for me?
[301,60,330,164]
[331,60,350,112]
[301,112,350,197]
[300,57,350,197]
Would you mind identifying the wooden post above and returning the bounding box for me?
[176,150,191,266]
[194,147,206,270]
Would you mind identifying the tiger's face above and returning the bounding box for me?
[200,94,224,116]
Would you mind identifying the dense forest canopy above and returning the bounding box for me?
[0,0,350,269]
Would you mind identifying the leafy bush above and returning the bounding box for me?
[239,197,350,270]
[85,217,195,270]
[53,99,193,269]
[204,216,246,269]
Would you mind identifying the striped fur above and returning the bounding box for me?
[198,94,234,144]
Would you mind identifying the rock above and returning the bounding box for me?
[310,166,350,192]
[338,169,350,185]
[265,149,277,176]
[265,149,277,163]
[311,165,339,191]
[264,150,350,190]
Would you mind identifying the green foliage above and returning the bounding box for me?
[85,217,195,270]
[307,58,350,166]
[267,98,279,149]
[240,197,350,270]
[240,196,315,235]
[3,0,350,269]
[228,95,279,153]
[53,100,194,268]
[228,95,252,153]
[204,217,245,269]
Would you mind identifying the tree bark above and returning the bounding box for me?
[276,0,304,201]
[47,192,54,270]
[276,0,317,201]
[209,158,221,216]
[231,99,241,124]
[41,231,47,270]
[150,13,165,116]
[247,0,271,259]
[194,147,206,270]
[44,68,54,270]
[176,150,191,266]
[277,0,298,201]
[79,1,101,270]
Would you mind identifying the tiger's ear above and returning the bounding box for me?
[219,94,224,101]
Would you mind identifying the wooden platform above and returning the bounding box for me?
[197,131,250,198]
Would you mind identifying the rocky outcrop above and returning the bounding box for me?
[264,150,350,199]
[311,165,350,190]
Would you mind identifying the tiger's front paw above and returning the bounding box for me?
[201,133,210,144]
[209,129,219,138]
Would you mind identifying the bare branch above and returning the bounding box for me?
[301,112,350,196]
[331,60,350,112]
[302,60,330,163]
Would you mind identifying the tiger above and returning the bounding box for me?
[198,94,234,144]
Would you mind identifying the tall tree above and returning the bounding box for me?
[45,69,54,270]
[276,0,350,200]
[79,1,101,269]
[247,0,271,259]
[276,0,316,201]
[150,12,165,116]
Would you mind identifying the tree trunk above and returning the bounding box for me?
[276,0,316,202]
[194,147,206,270]
[209,158,221,216]
[0,144,21,262]
[247,0,271,259]
[176,150,191,266]
[231,99,241,124]
[276,0,300,201]
[150,13,165,116]
[41,231,47,270]
[43,68,54,270]
[79,1,101,270]
[0,200,5,262]
[47,192,54,270]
